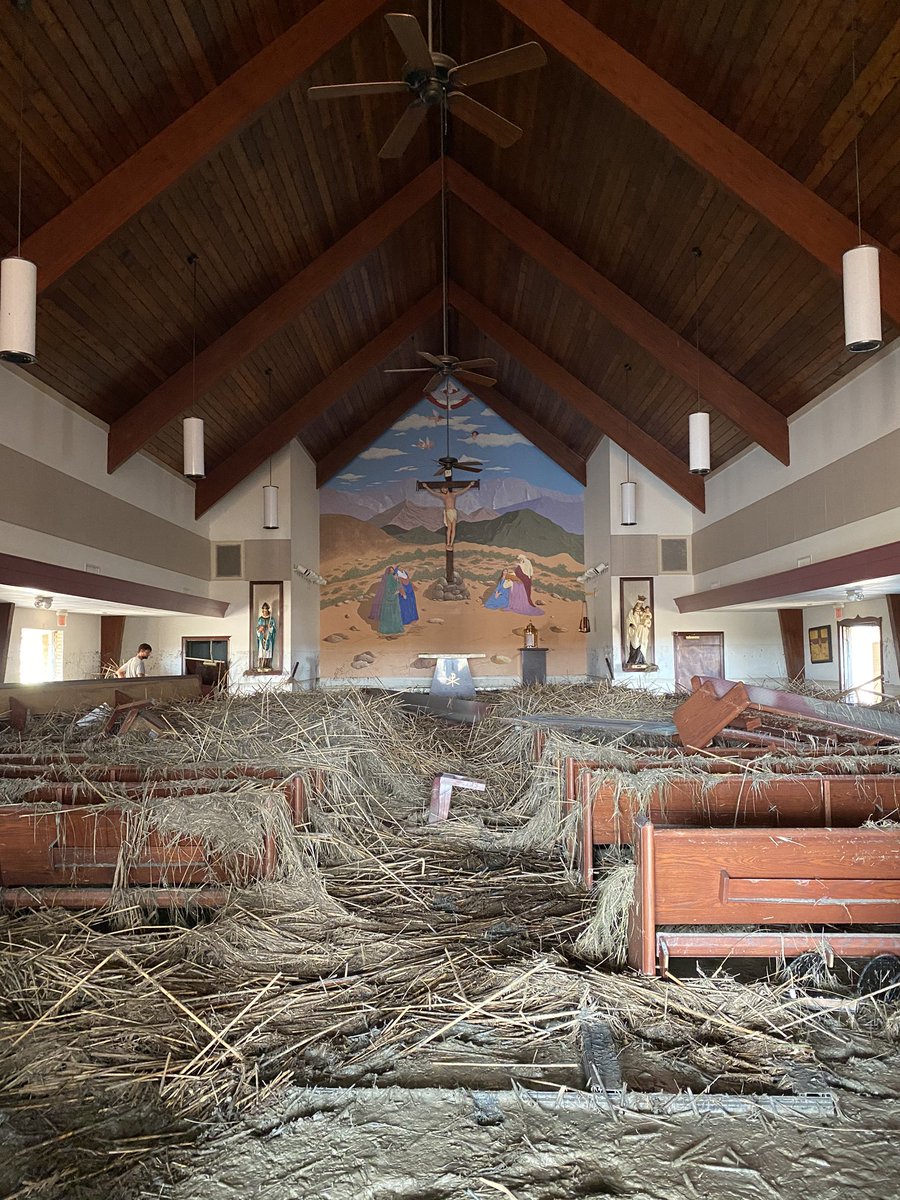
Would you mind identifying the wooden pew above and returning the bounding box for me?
[627,819,900,976]
[0,674,202,731]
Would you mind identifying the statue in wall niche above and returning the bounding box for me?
[626,595,653,667]
[256,602,277,669]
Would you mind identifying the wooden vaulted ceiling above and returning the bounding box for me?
[2,0,899,518]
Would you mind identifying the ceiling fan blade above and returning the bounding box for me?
[454,357,497,371]
[385,13,434,72]
[422,371,443,393]
[417,351,446,367]
[378,101,427,158]
[455,462,482,473]
[448,92,522,148]
[308,81,408,100]
[449,41,547,88]
[384,367,432,374]
[457,369,497,386]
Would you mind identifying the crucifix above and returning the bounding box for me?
[416,477,479,583]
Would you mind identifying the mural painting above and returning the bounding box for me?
[319,382,585,679]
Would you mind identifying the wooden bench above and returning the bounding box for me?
[0,674,202,731]
[627,819,900,976]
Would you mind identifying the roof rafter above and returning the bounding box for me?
[450,284,705,510]
[447,159,790,465]
[316,378,429,487]
[21,0,385,292]
[500,0,900,327]
[195,288,443,518]
[107,162,442,473]
[462,381,587,485]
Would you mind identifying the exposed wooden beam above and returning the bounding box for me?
[196,289,443,518]
[447,160,790,465]
[463,382,587,485]
[21,0,385,292]
[108,163,442,473]
[450,284,704,510]
[500,0,900,327]
[0,553,228,618]
[316,379,428,487]
[675,541,900,613]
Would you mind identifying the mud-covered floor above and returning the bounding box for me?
[2,686,900,1199]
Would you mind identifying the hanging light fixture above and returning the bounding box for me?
[620,362,637,525]
[688,246,710,475]
[183,253,205,480]
[578,598,591,634]
[262,368,279,529]
[843,14,882,353]
[0,1,36,364]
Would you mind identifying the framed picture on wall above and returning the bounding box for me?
[249,581,283,674]
[808,624,833,664]
[620,577,656,671]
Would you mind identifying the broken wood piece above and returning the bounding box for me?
[674,680,750,748]
[428,773,486,823]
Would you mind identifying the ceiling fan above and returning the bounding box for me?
[308,12,547,158]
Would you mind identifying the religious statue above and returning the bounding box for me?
[625,594,653,667]
[256,602,277,670]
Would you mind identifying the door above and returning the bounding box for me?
[838,617,883,705]
[673,631,725,693]
[182,637,230,689]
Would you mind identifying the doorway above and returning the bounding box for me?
[838,617,883,705]
[19,628,64,684]
[182,637,230,690]
[673,631,725,693]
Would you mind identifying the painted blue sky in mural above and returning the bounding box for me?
[328,381,579,493]
[321,381,584,534]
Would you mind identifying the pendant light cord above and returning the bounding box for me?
[692,246,702,412]
[266,368,274,485]
[188,253,199,413]
[15,7,26,257]
[623,363,632,482]
[851,4,863,245]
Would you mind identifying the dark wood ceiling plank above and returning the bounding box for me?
[499,0,900,327]
[447,160,790,465]
[107,163,442,472]
[316,379,427,487]
[465,382,587,486]
[195,288,442,517]
[450,284,704,510]
[21,0,384,292]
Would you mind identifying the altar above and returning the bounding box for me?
[415,653,486,701]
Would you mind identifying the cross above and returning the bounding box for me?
[416,477,480,583]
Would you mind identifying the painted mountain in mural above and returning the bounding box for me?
[496,496,583,534]
[383,509,584,561]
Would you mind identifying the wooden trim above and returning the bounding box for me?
[777,608,805,682]
[887,595,900,679]
[463,382,587,485]
[0,552,228,618]
[447,161,790,465]
[316,379,427,487]
[22,0,384,293]
[108,164,442,472]
[450,285,704,509]
[676,540,900,612]
[499,0,900,327]
[0,603,13,685]
[99,615,126,676]
[195,288,443,517]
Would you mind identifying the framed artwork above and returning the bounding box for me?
[249,581,283,674]
[620,577,656,671]
[808,624,833,664]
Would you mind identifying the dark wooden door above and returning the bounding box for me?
[673,632,725,693]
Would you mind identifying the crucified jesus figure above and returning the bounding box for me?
[419,480,477,548]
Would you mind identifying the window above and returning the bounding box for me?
[20,628,64,684]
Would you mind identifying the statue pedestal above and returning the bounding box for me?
[519,647,549,686]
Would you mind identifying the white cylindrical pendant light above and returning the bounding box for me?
[689,411,710,475]
[183,416,205,479]
[263,483,279,529]
[0,256,37,363]
[620,479,636,526]
[843,244,882,352]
